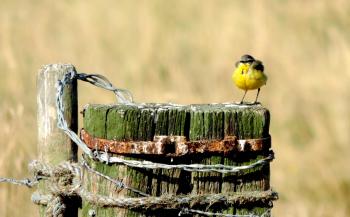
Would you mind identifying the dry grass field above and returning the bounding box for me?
[1,1,350,216]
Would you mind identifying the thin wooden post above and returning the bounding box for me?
[37,64,79,216]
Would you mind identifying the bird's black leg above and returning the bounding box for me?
[240,90,247,104]
[254,88,261,104]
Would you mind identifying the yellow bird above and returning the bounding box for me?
[232,54,268,104]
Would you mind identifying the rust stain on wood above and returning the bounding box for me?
[80,129,271,156]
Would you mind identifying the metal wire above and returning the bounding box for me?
[95,152,274,173]
[81,158,150,197]
[76,73,133,103]
[0,177,41,188]
[33,188,276,217]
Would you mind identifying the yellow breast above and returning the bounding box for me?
[232,63,267,90]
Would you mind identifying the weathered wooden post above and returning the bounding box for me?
[81,103,274,216]
[37,64,79,216]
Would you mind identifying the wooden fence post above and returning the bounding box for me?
[37,64,79,216]
[81,103,273,216]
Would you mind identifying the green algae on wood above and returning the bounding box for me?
[83,103,270,141]
[84,104,110,139]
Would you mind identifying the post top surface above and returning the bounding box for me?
[84,102,269,112]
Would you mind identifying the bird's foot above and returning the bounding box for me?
[235,101,261,106]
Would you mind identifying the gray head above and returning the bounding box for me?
[240,54,255,63]
[235,54,255,67]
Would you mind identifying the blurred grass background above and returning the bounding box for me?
[1,0,350,216]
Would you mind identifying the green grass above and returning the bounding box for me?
[1,0,350,216]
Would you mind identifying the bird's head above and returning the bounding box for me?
[235,54,255,67]
[240,54,255,63]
